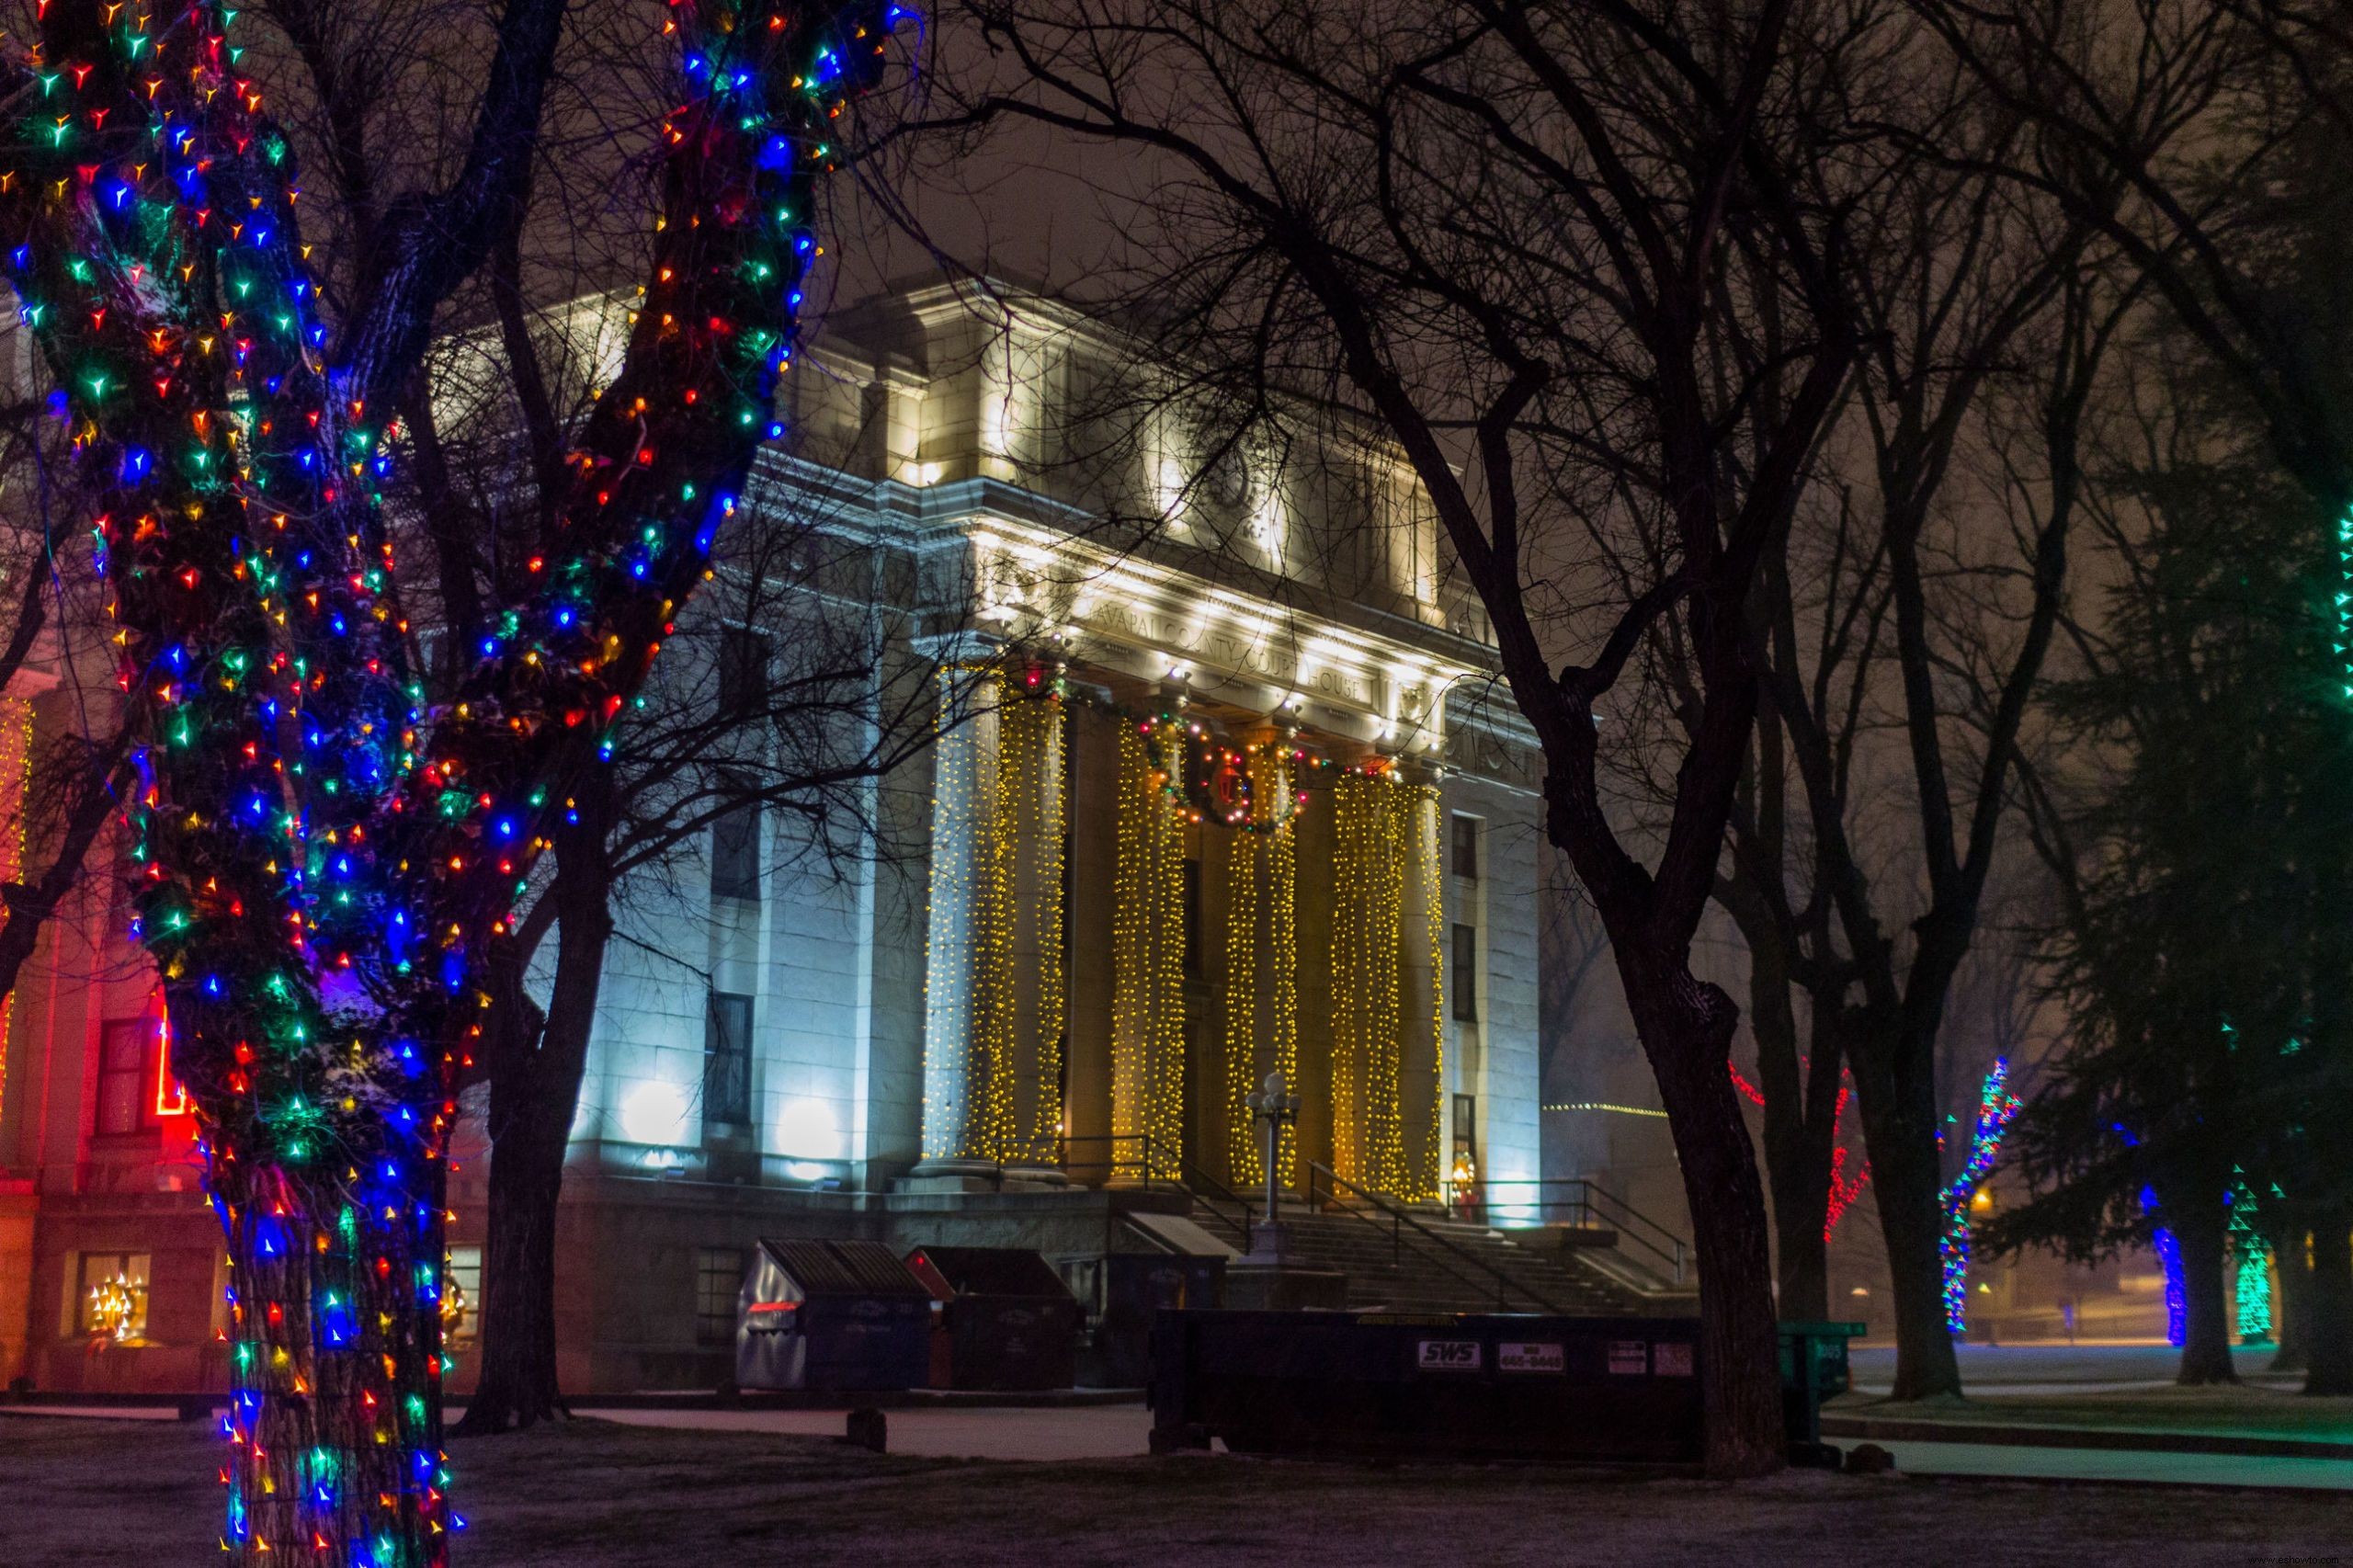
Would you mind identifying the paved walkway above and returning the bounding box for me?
[585,1403,1156,1461]
[1873,1437,2353,1492]
[1847,1342,2292,1396]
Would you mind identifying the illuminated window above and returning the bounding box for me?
[1451,924,1479,1023]
[443,1246,483,1344]
[703,993,754,1127]
[95,1017,159,1135]
[1450,814,1480,881]
[76,1251,150,1341]
[695,1247,745,1344]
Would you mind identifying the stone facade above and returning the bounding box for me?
[0,278,1549,1394]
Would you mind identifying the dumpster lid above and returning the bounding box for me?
[904,1245,1074,1301]
[757,1238,933,1300]
[1119,1210,1239,1259]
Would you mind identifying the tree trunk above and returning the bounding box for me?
[2272,1226,2310,1375]
[1745,931,1835,1322]
[2171,1187,2237,1385]
[2303,1216,2353,1396]
[1620,957,1785,1476]
[453,789,615,1436]
[218,1146,449,1562]
[1850,1028,1962,1400]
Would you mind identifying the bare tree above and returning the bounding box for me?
[894,0,1913,1471]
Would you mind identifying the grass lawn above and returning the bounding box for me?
[4,1414,2347,1566]
[1832,1384,2353,1444]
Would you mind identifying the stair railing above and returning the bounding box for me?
[1305,1161,1563,1313]
[1445,1177,1691,1288]
[1056,1133,1255,1250]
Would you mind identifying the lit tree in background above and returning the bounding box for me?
[0,0,900,1561]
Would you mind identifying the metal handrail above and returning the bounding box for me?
[1056,1133,1255,1250]
[1443,1177,1689,1286]
[1307,1161,1562,1313]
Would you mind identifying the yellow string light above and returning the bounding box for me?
[0,697,31,1127]
[1223,767,1261,1182]
[1111,716,1186,1180]
[1416,781,1445,1201]
[1333,769,1414,1195]
[1268,749,1300,1187]
[922,667,990,1160]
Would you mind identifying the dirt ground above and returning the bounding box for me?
[4,1414,2347,1568]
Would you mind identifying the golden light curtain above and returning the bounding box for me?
[1111,718,1186,1180]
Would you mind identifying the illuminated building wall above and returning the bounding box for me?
[0,276,1548,1396]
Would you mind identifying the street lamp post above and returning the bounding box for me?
[1244,1070,1300,1228]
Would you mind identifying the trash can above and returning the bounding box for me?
[904,1245,1081,1391]
[1085,1252,1224,1388]
[1149,1310,1705,1465]
[1777,1320,1866,1467]
[736,1239,934,1392]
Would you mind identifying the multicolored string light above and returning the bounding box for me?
[0,2,900,1562]
[1939,1058,2020,1335]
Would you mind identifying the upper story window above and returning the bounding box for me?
[717,627,771,721]
[1450,814,1480,881]
[1451,923,1480,1024]
[94,1017,160,1136]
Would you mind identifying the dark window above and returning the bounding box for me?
[710,798,763,901]
[717,627,771,719]
[1451,924,1479,1023]
[1181,856,1202,978]
[696,1247,746,1344]
[1451,814,1480,881]
[704,993,755,1126]
[1452,1094,1477,1160]
[95,1018,156,1135]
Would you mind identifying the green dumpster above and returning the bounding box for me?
[1778,1320,1865,1468]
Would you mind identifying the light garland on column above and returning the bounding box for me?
[920,668,990,1161]
[976,678,1021,1162]
[1110,715,1185,1179]
[1222,779,1262,1182]
[1222,737,1306,1186]
[1415,780,1444,1201]
[1266,745,1299,1187]
[1333,769,1410,1195]
[1005,678,1065,1164]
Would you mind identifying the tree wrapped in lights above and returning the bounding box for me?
[1939,1059,2020,1335]
[0,0,899,1561]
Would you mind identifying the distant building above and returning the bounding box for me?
[0,278,1550,1392]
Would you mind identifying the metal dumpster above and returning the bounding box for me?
[904,1245,1080,1391]
[1083,1252,1224,1388]
[1778,1320,1866,1467]
[736,1239,933,1392]
[1149,1310,1705,1465]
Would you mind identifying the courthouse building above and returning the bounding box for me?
[0,278,1550,1393]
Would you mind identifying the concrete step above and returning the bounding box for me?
[1206,1200,1654,1316]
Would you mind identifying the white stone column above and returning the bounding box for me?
[918,667,1000,1167]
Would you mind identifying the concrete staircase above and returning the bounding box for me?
[1199,1198,1675,1317]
